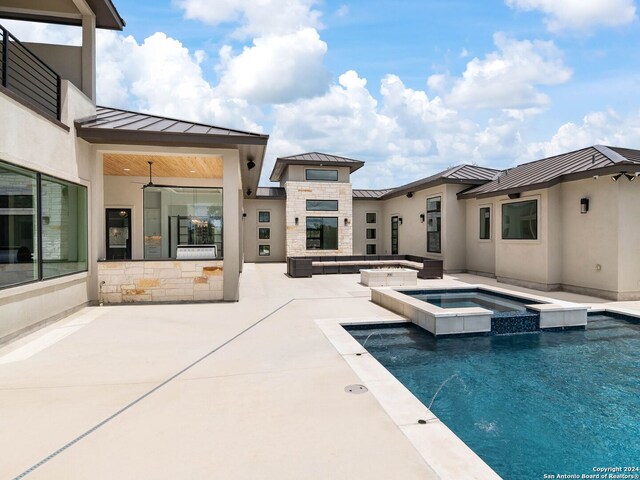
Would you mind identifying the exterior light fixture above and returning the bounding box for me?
[611,174,622,182]
[420,213,425,223]
[295,217,299,225]
[624,173,635,181]
[508,193,521,199]
[246,188,252,196]
[344,218,349,226]
[406,192,414,198]
[580,198,589,214]
[593,175,599,180]
[247,157,256,170]
[398,217,403,225]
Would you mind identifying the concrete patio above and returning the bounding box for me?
[0,264,636,479]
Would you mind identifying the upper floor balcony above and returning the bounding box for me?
[0,24,61,120]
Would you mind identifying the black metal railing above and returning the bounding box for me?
[1,24,61,120]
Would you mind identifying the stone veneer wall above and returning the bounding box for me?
[98,260,223,303]
[284,180,353,257]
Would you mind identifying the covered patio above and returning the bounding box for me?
[75,106,269,302]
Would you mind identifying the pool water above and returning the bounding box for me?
[403,289,541,313]
[347,314,640,479]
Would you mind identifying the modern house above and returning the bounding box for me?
[0,1,268,343]
[2,1,640,348]
[244,146,640,301]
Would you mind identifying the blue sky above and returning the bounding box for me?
[5,0,640,188]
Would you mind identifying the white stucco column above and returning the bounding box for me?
[81,14,96,102]
[223,151,241,301]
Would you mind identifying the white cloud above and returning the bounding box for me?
[434,32,572,110]
[216,28,330,104]
[0,20,81,45]
[175,0,322,37]
[95,31,263,132]
[336,5,349,17]
[525,109,640,159]
[506,0,637,32]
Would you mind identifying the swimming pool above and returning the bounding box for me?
[401,288,542,313]
[347,313,640,479]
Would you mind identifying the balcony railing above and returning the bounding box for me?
[0,24,61,120]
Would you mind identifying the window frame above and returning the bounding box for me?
[258,211,271,223]
[479,206,491,240]
[305,216,339,250]
[501,199,539,241]
[258,244,271,257]
[366,228,377,240]
[366,212,377,224]
[306,199,339,211]
[366,244,377,255]
[426,195,442,254]
[258,227,270,240]
[305,169,339,182]
[0,159,88,290]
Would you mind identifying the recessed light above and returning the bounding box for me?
[190,170,196,173]
[123,168,130,171]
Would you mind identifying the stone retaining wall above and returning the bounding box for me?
[98,260,224,303]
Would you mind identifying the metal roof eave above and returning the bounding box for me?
[458,163,640,200]
[0,0,125,30]
[75,124,269,148]
[380,177,490,200]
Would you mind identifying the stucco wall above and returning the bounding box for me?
[617,179,640,298]
[243,198,286,262]
[24,43,82,92]
[560,178,620,297]
[0,81,97,342]
[284,180,353,257]
[494,189,559,289]
[464,197,496,275]
[352,199,382,255]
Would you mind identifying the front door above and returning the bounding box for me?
[391,216,399,254]
[106,209,132,260]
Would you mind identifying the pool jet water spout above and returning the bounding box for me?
[356,331,385,356]
[428,374,462,410]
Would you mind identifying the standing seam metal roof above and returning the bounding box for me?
[378,164,500,200]
[269,152,365,181]
[76,106,268,140]
[460,145,640,198]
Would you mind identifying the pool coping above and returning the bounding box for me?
[315,315,502,480]
[371,284,589,335]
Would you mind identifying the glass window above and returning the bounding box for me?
[258,211,270,223]
[258,227,270,240]
[426,196,441,253]
[306,169,338,181]
[0,162,38,288]
[306,217,338,250]
[306,200,338,211]
[366,228,376,239]
[144,186,223,259]
[366,212,377,224]
[258,245,271,256]
[41,176,88,279]
[479,207,491,240]
[366,244,377,255]
[502,200,538,240]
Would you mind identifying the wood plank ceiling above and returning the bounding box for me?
[103,153,223,179]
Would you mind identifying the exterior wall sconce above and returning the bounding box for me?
[246,188,252,196]
[247,157,256,170]
[580,198,589,214]
[611,174,622,182]
[508,192,521,199]
[406,192,414,198]
[295,217,299,225]
[344,218,350,226]
[420,213,425,223]
[398,217,403,225]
